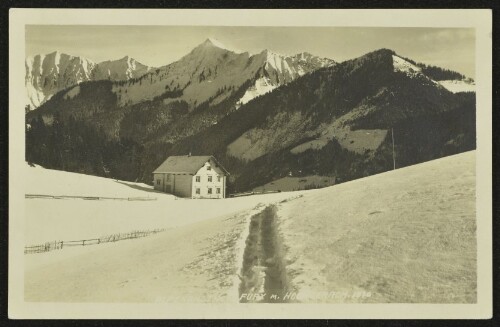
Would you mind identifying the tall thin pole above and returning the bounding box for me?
[391,128,396,170]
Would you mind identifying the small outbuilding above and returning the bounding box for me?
[152,155,229,199]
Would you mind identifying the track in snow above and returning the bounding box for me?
[238,205,291,303]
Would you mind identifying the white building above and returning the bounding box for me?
[152,155,229,199]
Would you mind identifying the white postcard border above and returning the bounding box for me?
[8,8,493,319]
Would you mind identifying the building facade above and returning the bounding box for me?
[153,155,228,199]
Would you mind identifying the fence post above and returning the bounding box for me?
[26,228,166,255]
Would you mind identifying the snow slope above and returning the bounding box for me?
[24,152,476,303]
[392,54,422,76]
[438,79,475,93]
[276,151,476,303]
[236,77,278,106]
[24,165,300,302]
[392,54,475,93]
[25,163,162,198]
[234,51,335,107]
[24,163,296,245]
[237,50,334,105]
[25,211,249,302]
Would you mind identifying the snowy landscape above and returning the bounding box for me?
[24,151,476,303]
[22,27,478,305]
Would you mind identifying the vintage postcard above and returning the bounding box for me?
[8,9,492,319]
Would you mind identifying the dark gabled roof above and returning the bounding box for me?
[153,155,229,175]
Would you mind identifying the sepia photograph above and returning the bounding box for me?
[8,8,492,319]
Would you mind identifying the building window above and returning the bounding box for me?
[207,166,211,171]
[196,188,200,194]
[156,180,160,185]
[196,176,200,182]
[217,176,221,182]
[216,188,221,194]
[208,176,212,182]
[166,174,171,182]
[208,188,212,194]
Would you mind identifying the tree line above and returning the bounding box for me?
[26,112,144,181]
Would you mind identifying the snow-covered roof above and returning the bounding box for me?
[153,155,229,175]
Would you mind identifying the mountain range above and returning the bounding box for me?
[25,39,476,192]
[25,51,152,110]
[25,38,334,111]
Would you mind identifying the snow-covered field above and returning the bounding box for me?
[24,164,299,302]
[24,152,477,303]
[25,164,295,244]
[25,211,249,302]
[276,151,476,303]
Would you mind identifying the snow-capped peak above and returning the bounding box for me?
[263,49,288,71]
[261,49,293,63]
[24,51,98,109]
[261,49,284,56]
[231,50,336,108]
[206,37,225,48]
[202,38,242,54]
[295,52,311,61]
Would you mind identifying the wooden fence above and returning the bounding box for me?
[25,194,157,201]
[229,190,281,198]
[24,228,165,254]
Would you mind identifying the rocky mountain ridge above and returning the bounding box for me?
[25,51,152,110]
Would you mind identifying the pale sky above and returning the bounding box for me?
[26,26,475,78]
